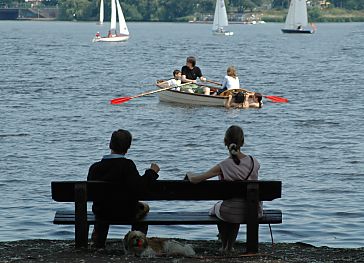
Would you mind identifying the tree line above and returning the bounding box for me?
[1,0,364,21]
[272,0,363,10]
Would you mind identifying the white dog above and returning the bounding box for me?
[123,231,196,258]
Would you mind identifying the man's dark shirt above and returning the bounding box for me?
[181,65,202,82]
[87,157,158,219]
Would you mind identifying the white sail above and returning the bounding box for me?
[284,0,308,29]
[212,0,229,31]
[116,0,129,35]
[110,0,117,32]
[93,0,129,42]
[99,0,104,24]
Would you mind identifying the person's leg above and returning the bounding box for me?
[217,87,227,95]
[225,94,232,108]
[225,223,240,251]
[217,223,228,251]
[91,222,109,248]
[131,223,148,234]
[132,202,149,235]
[135,202,149,219]
[203,87,210,95]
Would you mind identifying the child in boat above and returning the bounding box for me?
[217,66,240,95]
[167,70,182,91]
[87,129,160,248]
[185,125,262,252]
[157,70,183,91]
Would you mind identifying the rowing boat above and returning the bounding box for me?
[159,89,230,107]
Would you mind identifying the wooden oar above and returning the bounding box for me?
[110,83,188,105]
[205,79,288,103]
[205,79,222,86]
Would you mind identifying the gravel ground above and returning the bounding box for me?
[0,239,363,263]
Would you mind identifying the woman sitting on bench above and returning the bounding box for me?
[186,125,262,252]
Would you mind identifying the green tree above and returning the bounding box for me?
[160,0,196,21]
[28,0,364,21]
[122,3,143,20]
[271,0,289,9]
[197,0,215,13]
[308,7,321,21]
[58,0,93,20]
[229,0,245,12]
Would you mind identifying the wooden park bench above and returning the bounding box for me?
[51,180,282,253]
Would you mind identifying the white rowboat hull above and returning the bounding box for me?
[159,90,229,107]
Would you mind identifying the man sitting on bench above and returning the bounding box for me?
[87,129,160,248]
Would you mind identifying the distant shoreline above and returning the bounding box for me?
[1,7,364,23]
[1,19,364,23]
[260,8,364,23]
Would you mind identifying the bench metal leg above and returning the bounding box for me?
[246,183,259,253]
[75,183,88,249]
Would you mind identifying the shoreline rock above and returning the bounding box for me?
[0,239,363,262]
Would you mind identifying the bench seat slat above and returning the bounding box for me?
[54,210,282,225]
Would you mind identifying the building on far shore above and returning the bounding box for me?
[0,0,58,20]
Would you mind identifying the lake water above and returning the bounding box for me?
[0,21,363,248]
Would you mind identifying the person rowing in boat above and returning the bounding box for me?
[181,56,210,95]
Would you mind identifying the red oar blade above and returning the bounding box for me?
[110,97,132,105]
[264,95,289,103]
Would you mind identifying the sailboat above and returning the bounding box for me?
[212,0,233,36]
[93,0,129,42]
[281,0,315,34]
[97,0,104,25]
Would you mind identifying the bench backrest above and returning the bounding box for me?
[52,180,281,202]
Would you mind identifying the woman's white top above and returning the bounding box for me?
[222,75,240,90]
[209,156,263,223]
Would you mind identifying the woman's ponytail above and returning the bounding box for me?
[225,125,244,165]
[229,143,240,165]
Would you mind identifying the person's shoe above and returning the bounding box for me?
[90,241,105,249]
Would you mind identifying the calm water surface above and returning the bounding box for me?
[0,21,363,248]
